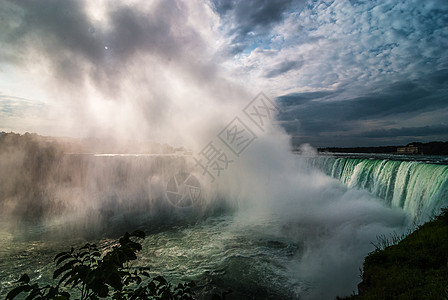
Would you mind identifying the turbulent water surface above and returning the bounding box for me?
[308,153,448,223]
[0,153,447,299]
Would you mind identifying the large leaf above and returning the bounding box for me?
[91,251,101,257]
[131,230,145,239]
[55,253,73,266]
[46,286,59,298]
[79,243,93,251]
[64,273,79,287]
[107,271,123,291]
[94,281,109,298]
[54,251,68,261]
[122,248,137,261]
[79,251,90,260]
[53,260,77,279]
[120,233,131,245]
[24,293,38,300]
[15,274,30,284]
[126,240,143,251]
[5,285,32,299]
[58,269,74,285]
[153,276,167,285]
[59,291,71,298]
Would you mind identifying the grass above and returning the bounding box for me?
[338,208,448,300]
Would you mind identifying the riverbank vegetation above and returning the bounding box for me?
[339,208,448,299]
[319,141,448,155]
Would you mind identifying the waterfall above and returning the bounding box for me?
[309,156,448,223]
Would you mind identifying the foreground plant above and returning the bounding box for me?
[6,230,195,300]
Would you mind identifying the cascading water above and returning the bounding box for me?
[46,153,223,234]
[2,143,445,299]
[308,155,448,223]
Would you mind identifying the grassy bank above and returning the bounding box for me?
[340,208,448,300]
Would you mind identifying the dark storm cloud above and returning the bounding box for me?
[359,125,448,138]
[277,77,448,146]
[222,0,448,146]
[212,0,295,32]
[0,0,225,141]
[107,2,199,61]
[277,90,341,107]
[264,59,303,78]
[0,0,203,89]
[424,69,448,87]
[1,0,102,80]
[211,0,303,54]
[280,79,448,123]
[341,81,447,120]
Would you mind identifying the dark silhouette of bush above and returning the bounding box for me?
[318,141,448,155]
[6,230,195,299]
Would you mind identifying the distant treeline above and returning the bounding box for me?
[0,132,178,220]
[0,131,176,154]
[0,132,64,219]
[318,141,448,155]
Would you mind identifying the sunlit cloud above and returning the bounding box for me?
[0,0,447,146]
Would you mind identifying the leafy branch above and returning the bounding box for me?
[6,230,195,300]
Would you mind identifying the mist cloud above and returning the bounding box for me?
[1,0,447,146]
[0,0,253,147]
[1,0,202,86]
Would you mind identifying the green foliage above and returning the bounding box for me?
[370,230,413,252]
[6,230,195,300]
[339,208,448,300]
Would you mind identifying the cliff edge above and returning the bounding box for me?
[339,208,448,299]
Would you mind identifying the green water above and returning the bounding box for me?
[309,154,448,223]
[2,154,446,299]
[0,214,304,299]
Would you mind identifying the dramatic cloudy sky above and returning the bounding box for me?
[1,0,447,147]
